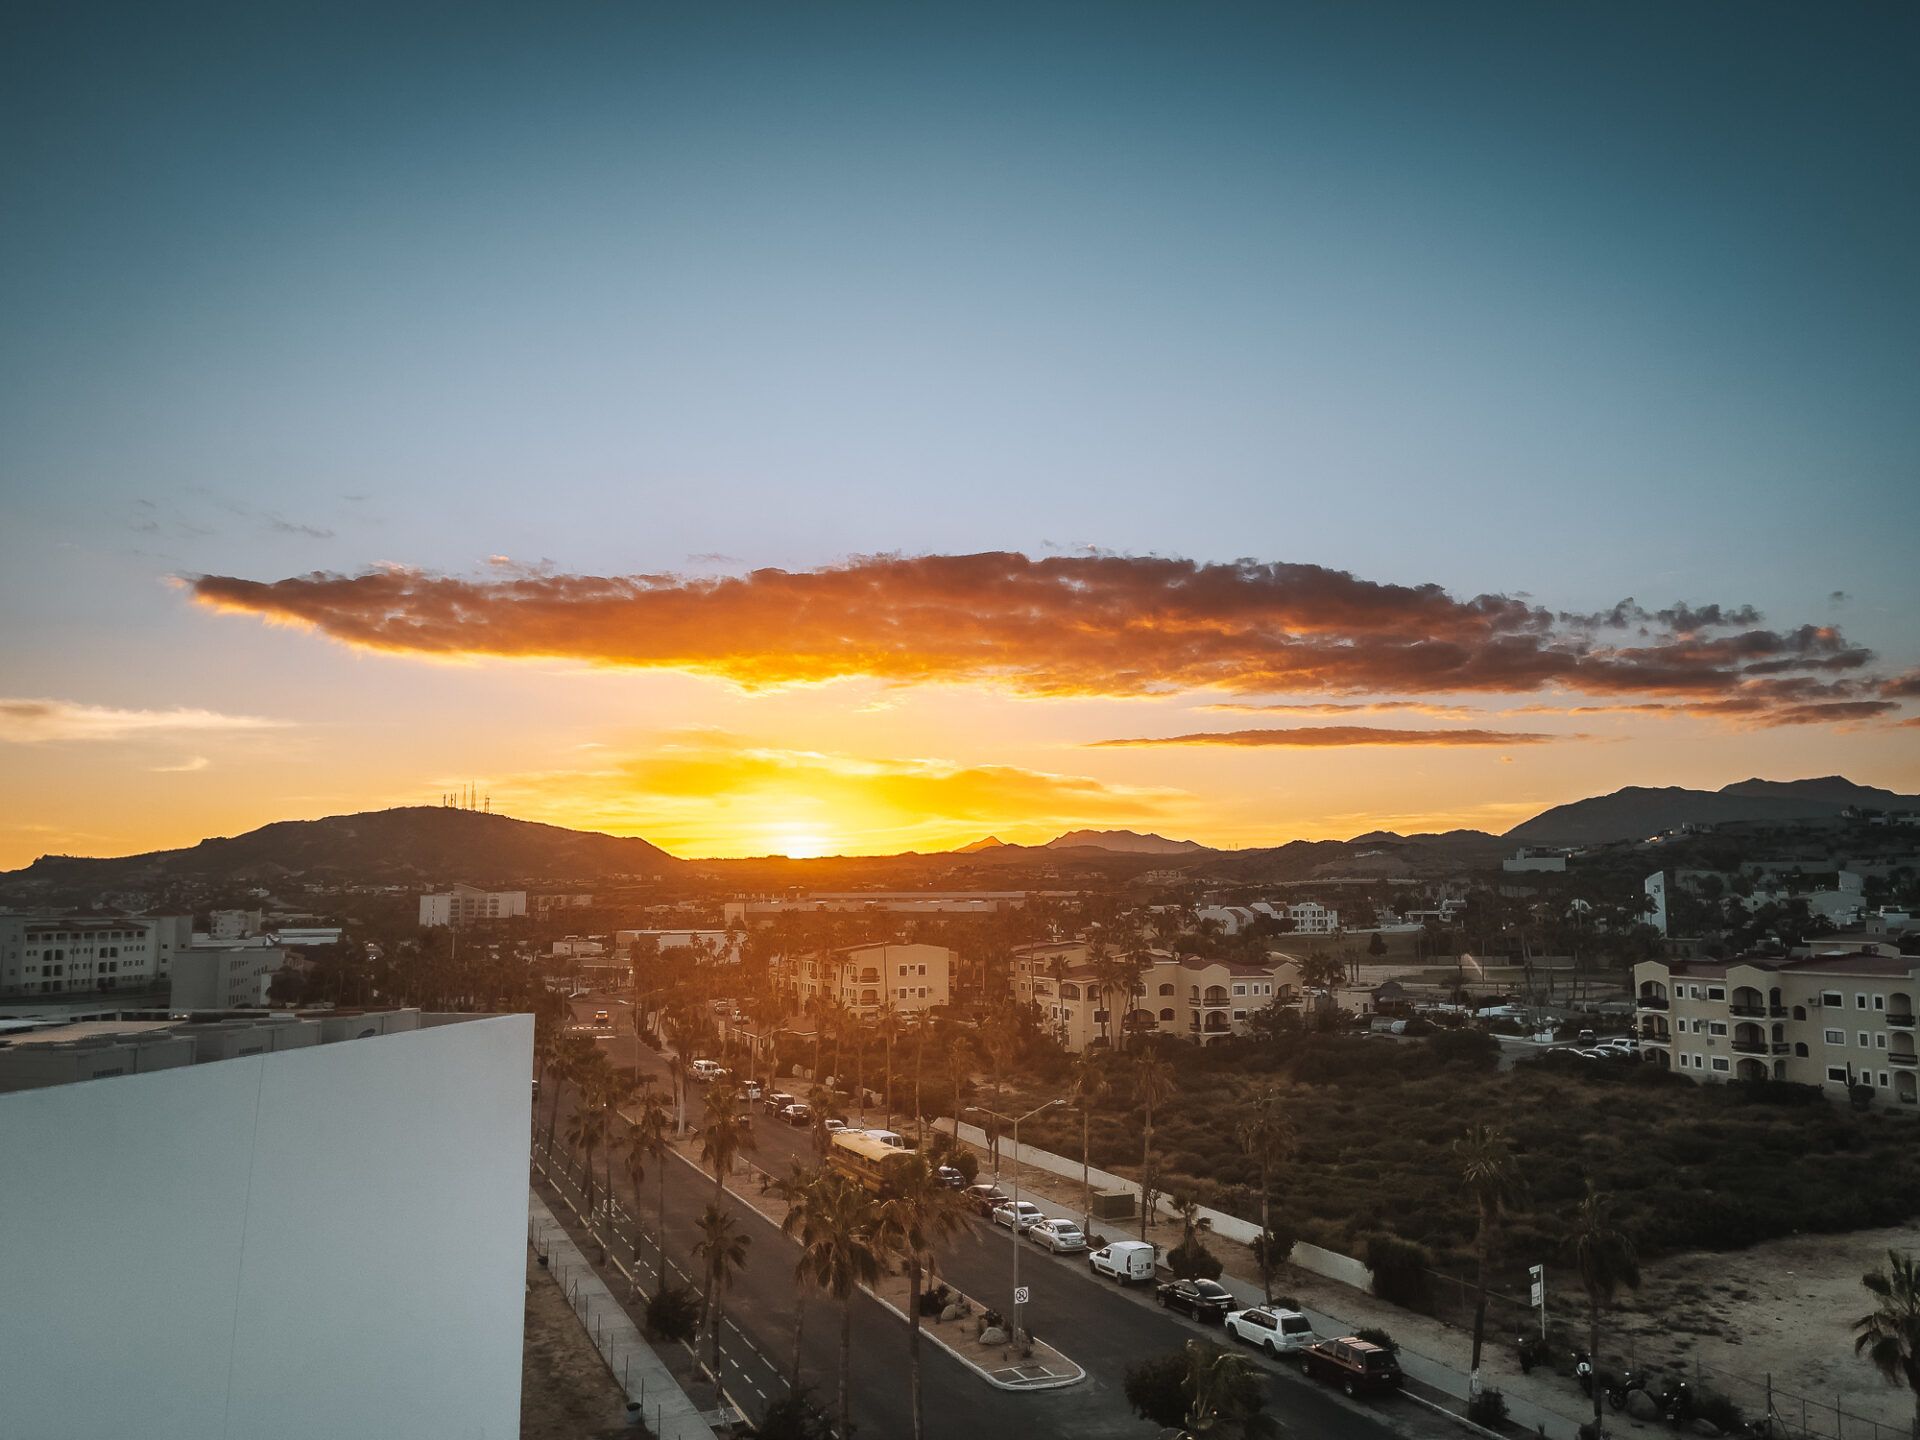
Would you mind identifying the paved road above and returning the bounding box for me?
[546,997,1435,1440]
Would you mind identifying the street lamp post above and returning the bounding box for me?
[970,1098,1062,1344]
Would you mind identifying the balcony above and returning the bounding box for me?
[1890,1053,1917,1069]
[1731,1040,1768,1055]
[1637,996,1670,1011]
[1728,1005,1765,1018]
[1640,1032,1671,1046]
[1889,1015,1915,1029]
[1201,999,1231,1010]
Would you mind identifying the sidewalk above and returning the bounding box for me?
[528,1190,718,1440]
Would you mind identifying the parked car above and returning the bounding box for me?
[1225,1306,1317,1356]
[823,1118,848,1135]
[1029,1218,1087,1254]
[764,1090,796,1115]
[991,1200,1046,1233]
[1156,1278,1235,1323]
[1088,1240,1156,1285]
[863,1129,909,1149]
[739,1081,762,1103]
[933,1165,968,1190]
[963,1183,1011,1217]
[593,1009,611,1027]
[779,1102,812,1126]
[690,1059,725,1082]
[1300,1336,1403,1396]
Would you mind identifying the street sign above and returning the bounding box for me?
[1014,1287,1029,1305]
[1530,1264,1544,1308]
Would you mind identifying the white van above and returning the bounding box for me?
[689,1059,725,1082]
[862,1130,910,1149]
[1089,1240,1156,1286]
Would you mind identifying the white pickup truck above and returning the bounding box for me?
[1088,1240,1156,1286]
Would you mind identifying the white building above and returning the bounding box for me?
[725,892,1026,926]
[0,914,194,996]
[1012,943,1303,1050]
[0,1008,532,1439]
[619,929,744,963]
[418,885,527,927]
[171,942,284,1010]
[770,942,954,1017]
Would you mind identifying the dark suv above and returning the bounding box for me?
[1155,1278,1235,1323]
[1301,1337,1403,1396]
[963,1183,1010,1216]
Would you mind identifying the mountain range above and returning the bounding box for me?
[3,776,1912,898]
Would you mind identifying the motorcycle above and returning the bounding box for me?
[1606,1369,1654,1411]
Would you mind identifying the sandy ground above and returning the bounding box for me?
[962,1138,1920,1438]
[521,1245,640,1440]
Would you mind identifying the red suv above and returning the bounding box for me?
[1300,1337,1402,1396]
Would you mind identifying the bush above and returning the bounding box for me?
[1123,1351,1190,1428]
[1468,1388,1509,1426]
[1365,1234,1434,1312]
[751,1386,836,1440]
[1252,1224,1296,1281]
[646,1284,700,1344]
[1355,1326,1398,1357]
[1692,1389,1745,1433]
[919,1283,952,1316]
[1167,1239,1224,1280]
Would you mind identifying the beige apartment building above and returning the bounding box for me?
[1632,953,1917,1107]
[1012,942,1301,1050]
[771,942,953,1018]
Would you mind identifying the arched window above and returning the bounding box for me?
[1159,1008,1175,1022]
[1159,983,1175,996]
[1060,983,1080,1000]
[1794,1043,1809,1058]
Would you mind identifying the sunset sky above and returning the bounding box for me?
[3,3,1916,868]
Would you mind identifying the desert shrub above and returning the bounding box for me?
[646,1284,700,1344]
[952,1149,979,1184]
[1355,1326,1398,1356]
[1252,1224,1296,1279]
[1427,1028,1499,1070]
[1468,1388,1509,1425]
[1692,1390,1745,1433]
[752,1387,836,1440]
[1167,1237,1225,1280]
[919,1283,951,1316]
[1366,1234,1434,1312]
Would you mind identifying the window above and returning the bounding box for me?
[1860,1033,1871,1048]
[1880,1072,1891,1088]
[1233,984,1246,996]
[1708,1021,1728,1037]
[1159,1008,1174,1022]
[918,965,926,975]
[1823,991,1844,1007]
[1690,985,1703,999]
[1858,994,1869,1010]
[899,965,907,976]
[1827,1067,1849,1083]
[1710,1057,1729,1072]
[1159,983,1174,996]
[1794,1043,1808,1057]
[1877,1034,1888,1049]
[1233,1010,1246,1021]
[1874,995,1886,1011]
[1826,1030,1846,1045]
[1707,985,1726,1001]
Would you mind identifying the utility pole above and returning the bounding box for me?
[970,1098,1063,1346]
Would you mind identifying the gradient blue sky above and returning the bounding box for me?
[2,3,1915,863]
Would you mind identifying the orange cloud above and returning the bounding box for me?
[1089,726,1560,748]
[190,553,1890,723]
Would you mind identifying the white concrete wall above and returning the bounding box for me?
[952,1119,1373,1291]
[0,1012,532,1440]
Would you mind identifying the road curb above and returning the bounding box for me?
[1402,1387,1528,1440]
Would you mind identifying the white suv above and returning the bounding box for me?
[1225,1306,1318,1357]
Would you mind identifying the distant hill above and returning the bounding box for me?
[1196,830,1507,883]
[954,836,1009,853]
[0,807,684,895]
[1505,777,1920,847]
[1044,829,1208,854]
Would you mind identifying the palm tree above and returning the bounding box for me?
[775,1162,826,1392]
[1067,1052,1110,1236]
[599,1067,641,1232]
[693,1203,752,1386]
[911,1010,931,1143]
[617,1115,653,1299]
[564,1100,611,1257]
[945,1034,976,1142]
[546,1033,592,1150]
[1235,1085,1296,1303]
[1132,1050,1176,1240]
[1853,1250,1920,1440]
[1457,1124,1527,1380]
[1569,1181,1641,1433]
[633,1089,673,1291]
[701,1078,757,1208]
[877,1005,901,1128]
[877,1152,973,1440]
[793,1172,882,1440]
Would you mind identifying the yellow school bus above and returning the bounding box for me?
[828,1130,915,1195]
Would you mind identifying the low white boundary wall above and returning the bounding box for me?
[951,1120,1373,1292]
